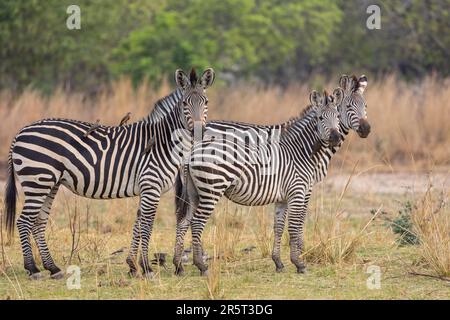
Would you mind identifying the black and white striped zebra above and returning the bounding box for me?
[173,75,370,275]
[269,74,370,272]
[4,68,215,279]
[175,89,344,275]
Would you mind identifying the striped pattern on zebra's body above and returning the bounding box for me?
[12,97,183,200]
[173,90,343,275]
[173,75,370,275]
[5,67,216,279]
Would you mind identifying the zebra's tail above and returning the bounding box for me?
[175,164,196,223]
[174,172,186,222]
[4,143,17,239]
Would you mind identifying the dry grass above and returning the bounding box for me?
[1,183,449,300]
[204,227,224,300]
[412,181,450,278]
[1,75,449,172]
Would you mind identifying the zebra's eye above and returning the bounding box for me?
[182,101,188,106]
[319,116,324,121]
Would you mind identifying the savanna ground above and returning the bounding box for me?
[0,76,449,299]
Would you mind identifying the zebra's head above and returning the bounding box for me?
[175,68,215,132]
[338,74,371,138]
[310,89,343,148]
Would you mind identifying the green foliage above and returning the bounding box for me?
[0,0,162,92]
[0,0,448,92]
[390,201,420,246]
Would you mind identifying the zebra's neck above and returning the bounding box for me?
[312,123,351,183]
[143,88,183,125]
[280,108,338,184]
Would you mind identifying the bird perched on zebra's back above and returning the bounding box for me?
[84,119,100,137]
[119,112,131,126]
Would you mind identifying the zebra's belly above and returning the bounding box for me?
[60,170,140,199]
[224,177,284,206]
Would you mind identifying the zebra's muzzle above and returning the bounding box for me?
[357,118,371,138]
[329,129,342,147]
[192,121,204,142]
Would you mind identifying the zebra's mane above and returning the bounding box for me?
[280,104,317,139]
[144,88,183,124]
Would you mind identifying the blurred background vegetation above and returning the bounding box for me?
[0,0,448,93]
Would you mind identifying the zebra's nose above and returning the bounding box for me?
[357,118,371,138]
[329,129,341,147]
[192,121,204,141]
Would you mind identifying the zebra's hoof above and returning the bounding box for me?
[200,269,208,277]
[50,270,65,280]
[128,270,140,278]
[275,266,285,273]
[296,265,307,274]
[175,269,185,277]
[29,272,46,280]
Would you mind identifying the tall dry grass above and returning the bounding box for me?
[0,75,449,171]
[411,181,450,278]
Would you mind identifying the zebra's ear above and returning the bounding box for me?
[350,75,360,92]
[332,88,344,106]
[200,68,215,89]
[339,75,350,91]
[357,75,368,94]
[309,90,323,107]
[175,69,190,89]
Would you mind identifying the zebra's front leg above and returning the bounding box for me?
[296,188,312,257]
[272,202,287,273]
[287,196,307,274]
[126,209,141,277]
[138,187,161,278]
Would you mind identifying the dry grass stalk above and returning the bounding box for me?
[252,207,272,258]
[412,181,450,278]
[205,227,224,300]
[303,168,380,265]
[213,206,244,261]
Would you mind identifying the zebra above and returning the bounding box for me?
[173,75,370,275]
[269,74,370,272]
[4,67,215,279]
[174,89,344,275]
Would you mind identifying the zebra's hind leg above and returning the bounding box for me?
[31,184,64,279]
[173,215,191,276]
[173,182,198,276]
[191,200,214,276]
[272,202,287,273]
[17,190,54,279]
[126,209,141,278]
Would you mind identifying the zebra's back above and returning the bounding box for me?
[12,118,149,199]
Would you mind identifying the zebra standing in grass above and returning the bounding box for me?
[269,74,370,272]
[173,75,370,275]
[175,89,344,275]
[4,68,215,279]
